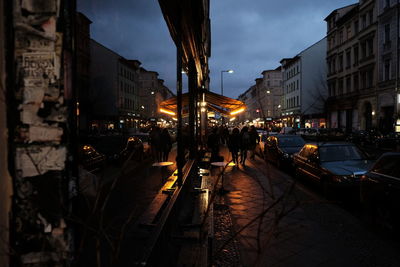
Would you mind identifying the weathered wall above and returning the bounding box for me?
[10,0,74,265]
[0,1,12,266]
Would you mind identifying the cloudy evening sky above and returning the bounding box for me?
[78,0,355,99]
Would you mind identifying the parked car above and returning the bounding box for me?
[114,136,144,164]
[293,142,373,197]
[360,152,400,231]
[259,131,278,153]
[374,132,400,151]
[346,129,382,147]
[130,132,150,155]
[78,144,106,173]
[264,135,305,169]
[279,127,295,134]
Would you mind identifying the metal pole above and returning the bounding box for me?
[220,70,224,96]
[188,58,197,159]
[177,38,183,186]
[396,0,400,132]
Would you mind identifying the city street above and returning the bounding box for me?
[212,146,400,267]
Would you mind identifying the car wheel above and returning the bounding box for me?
[294,167,301,179]
[276,158,281,169]
[321,178,333,200]
[375,205,395,231]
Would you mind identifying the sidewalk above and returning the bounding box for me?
[212,146,400,267]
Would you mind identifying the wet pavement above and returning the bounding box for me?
[211,146,400,267]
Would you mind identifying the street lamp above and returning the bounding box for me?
[221,69,234,96]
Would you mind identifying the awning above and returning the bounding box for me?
[159,90,246,117]
[158,0,211,87]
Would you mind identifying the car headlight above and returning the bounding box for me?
[283,153,290,159]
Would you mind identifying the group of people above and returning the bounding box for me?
[149,124,260,165]
[207,125,260,166]
[149,126,173,162]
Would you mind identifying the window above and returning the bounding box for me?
[339,31,343,44]
[362,14,367,29]
[339,54,343,71]
[384,24,390,44]
[384,60,391,81]
[354,20,359,34]
[368,10,373,25]
[361,41,367,59]
[346,76,351,93]
[346,25,351,39]
[385,0,390,8]
[354,45,359,65]
[367,69,373,87]
[361,71,366,89]
[330,80,336,96]
[346,50,351,68]
[332,57,336,72]
[353,73,359,90]
[367,38,373,57]
[296,96,299,106]
[296,80,299,90]
[338,78,344,95]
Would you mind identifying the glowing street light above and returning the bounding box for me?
[221,69,234,96]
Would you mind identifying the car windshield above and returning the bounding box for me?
[319,145,365,162]
[278,137,305,147]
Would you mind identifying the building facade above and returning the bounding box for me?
[238,67,283,127]
[76,12,92,135]
[377,0,400,133]
[90,39,141,131]
[281,38,328,128]
[137,68,174,121]
[261,68,283,120]
[326,1,379,132]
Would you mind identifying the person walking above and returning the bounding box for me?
[149,125,162,162]
[240,126,250,166]
[160,128,172,162]
[207,127,220,162]
[249,125,260,160]
[228,128,241,164]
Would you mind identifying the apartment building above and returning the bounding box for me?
[325,1,378,132]
[280,38,328,128]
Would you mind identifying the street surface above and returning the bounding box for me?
[212,145,400,267]
[81,141,400,267]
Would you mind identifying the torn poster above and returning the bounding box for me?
[22,52,59,82]
[21,0,58,14]
[28,125,63,143]
[44,106,67,122]
[20,104,42,124]
[15,32,55,52]
[23,79,46,104]
[15,146,66,178]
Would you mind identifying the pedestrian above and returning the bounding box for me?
[149,125,162,162]
[207,127,220,162]
[222,126,230,146]
[240,126,250,166]
[160,128,172,162]
[228,128,241,164]
[249,125,260,160]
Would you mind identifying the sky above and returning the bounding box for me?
[78,0,355,99]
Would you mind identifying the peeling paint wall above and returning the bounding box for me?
[11,0,73,265]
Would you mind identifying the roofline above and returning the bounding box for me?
[324,3,358,21]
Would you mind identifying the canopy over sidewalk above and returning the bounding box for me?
[159,90,246,117]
